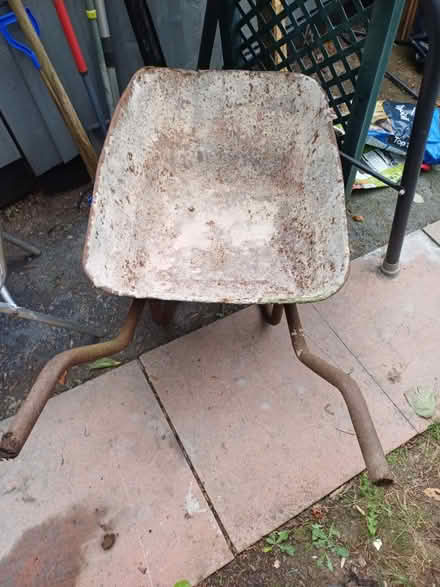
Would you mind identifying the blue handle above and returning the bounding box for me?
[0,8,41,69]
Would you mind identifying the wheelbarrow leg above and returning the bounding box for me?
[261,304,392,485]
[149,300,179,326]
[261,303,284,325]
[0,299,146,459]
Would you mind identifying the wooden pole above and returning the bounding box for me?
[9,0,98,178]
[398,0,419,42]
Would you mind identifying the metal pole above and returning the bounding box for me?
[197,0,220,69]
[3,232,41,256]
[0,302,102,336]
[383,0,440,275]
[85,0,115,116]
[283,304,392,485]
[0,299,145,459]
[95,0,120,106]
[53,0,107,135]
[124,0,166,67]
[339,151,406,195]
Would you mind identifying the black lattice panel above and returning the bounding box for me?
[234,0,374,130]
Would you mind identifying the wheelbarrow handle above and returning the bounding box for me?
[0,7,40,69]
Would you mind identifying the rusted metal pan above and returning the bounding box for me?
[84,68,349,305]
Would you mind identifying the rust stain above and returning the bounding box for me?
[83,68,349,303]
[0,505,105,587]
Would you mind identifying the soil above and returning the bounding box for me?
[200,424,440,587]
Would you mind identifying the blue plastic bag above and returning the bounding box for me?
[366,100,440,165]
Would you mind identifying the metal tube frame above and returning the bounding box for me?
[124,0,166,67]
[383,0,440,275]
[3,231,41,256]
[0,227,101,336]
[0,299,146,459]
[149,299,178,325]
[262,304,392,485]
[0,301,102,336]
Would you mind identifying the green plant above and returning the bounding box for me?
[428,421,440,443]
[311,524,349,572]
[358,473,392,537]
[263,530,296,556]
[387,446,409,466]
[174,581,191,587]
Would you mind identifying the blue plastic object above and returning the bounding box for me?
[367,101,440,165]
[0,8,41,69]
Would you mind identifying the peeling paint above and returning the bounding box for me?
[84,68,349,304]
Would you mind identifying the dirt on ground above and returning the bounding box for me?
[200,423,440,587]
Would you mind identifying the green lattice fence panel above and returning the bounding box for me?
[233,0,374,132]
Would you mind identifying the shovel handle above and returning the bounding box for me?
[53,0,87,73]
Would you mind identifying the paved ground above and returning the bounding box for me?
[1,226,440,585]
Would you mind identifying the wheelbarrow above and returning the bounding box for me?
[0,68,392,484]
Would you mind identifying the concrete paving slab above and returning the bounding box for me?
[0,362,232,587]
[423,219,440,246]
[141,306,415,551]
[315,230,440,432]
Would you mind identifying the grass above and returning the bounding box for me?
[201,425,440,587]
[427,421,440,443]
[387,445,409,467]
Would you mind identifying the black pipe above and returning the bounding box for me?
[383,0,440,275]
[198,0,219,69]
[124,0,166,67]
[339,151,405,195]
[384,71,419,101]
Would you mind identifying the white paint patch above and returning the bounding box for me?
[414,192,424,203]
[185,482,207,516]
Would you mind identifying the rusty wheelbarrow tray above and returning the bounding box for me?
[1,69,392,484]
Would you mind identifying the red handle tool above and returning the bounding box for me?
[53,0,87,73]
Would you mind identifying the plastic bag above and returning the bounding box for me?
[366,100,440,165]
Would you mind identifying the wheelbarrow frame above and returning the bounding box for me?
[1,66,393,485]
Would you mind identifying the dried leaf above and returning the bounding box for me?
[273,559,280,569]
[405,385,437,419]
[89,358,122,370]
[58,370,68,385]
[423,487,440,501]
[352,215,364,222]
[311,505,328,520]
